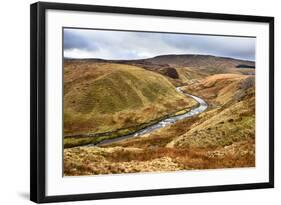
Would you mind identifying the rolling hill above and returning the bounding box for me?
[167,73,255,150]
[64,61,196,146]
[66,54,255,86]
[64,55,256,175]
[146,54,255,69]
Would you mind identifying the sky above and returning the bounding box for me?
[64,28,256,61]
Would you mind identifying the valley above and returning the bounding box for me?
[63,54,255,176]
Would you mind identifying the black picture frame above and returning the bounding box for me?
[30,1,274,203]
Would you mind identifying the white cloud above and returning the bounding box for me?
[64,28,255,61]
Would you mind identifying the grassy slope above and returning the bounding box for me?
[106,74,255,150]
[64,57,256,175]
[64,73,255,175]
[64,61,196,146]
[147,55,255,71]
[166,74,255,161]
[89,55,254,86]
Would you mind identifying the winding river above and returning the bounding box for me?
[95,87,208,146]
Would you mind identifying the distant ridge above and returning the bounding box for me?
[146,54,255,68]
[64,54,255,75]
[64,54,255,64]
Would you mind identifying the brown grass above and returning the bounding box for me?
[64,61,196,137]
[63,61,256,176]
[103,116,200,149]
[64,138,255,175]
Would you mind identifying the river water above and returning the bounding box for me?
[94,87,208,146]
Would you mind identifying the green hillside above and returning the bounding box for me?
[64,62,196,138]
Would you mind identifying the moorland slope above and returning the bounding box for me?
[64,55,255,175]
[64,61,196,147]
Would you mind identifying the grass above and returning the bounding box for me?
[167,74,255,149]
[64,62,196,136]
[64,138,255,175]
[63,59,256,176]
[103,116,200,149]
[64,104,198,148]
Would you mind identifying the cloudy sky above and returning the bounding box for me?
[64,28,256,61]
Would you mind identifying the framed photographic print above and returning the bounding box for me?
[30,2,274,203]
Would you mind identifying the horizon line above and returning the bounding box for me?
[63,53,255,63]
